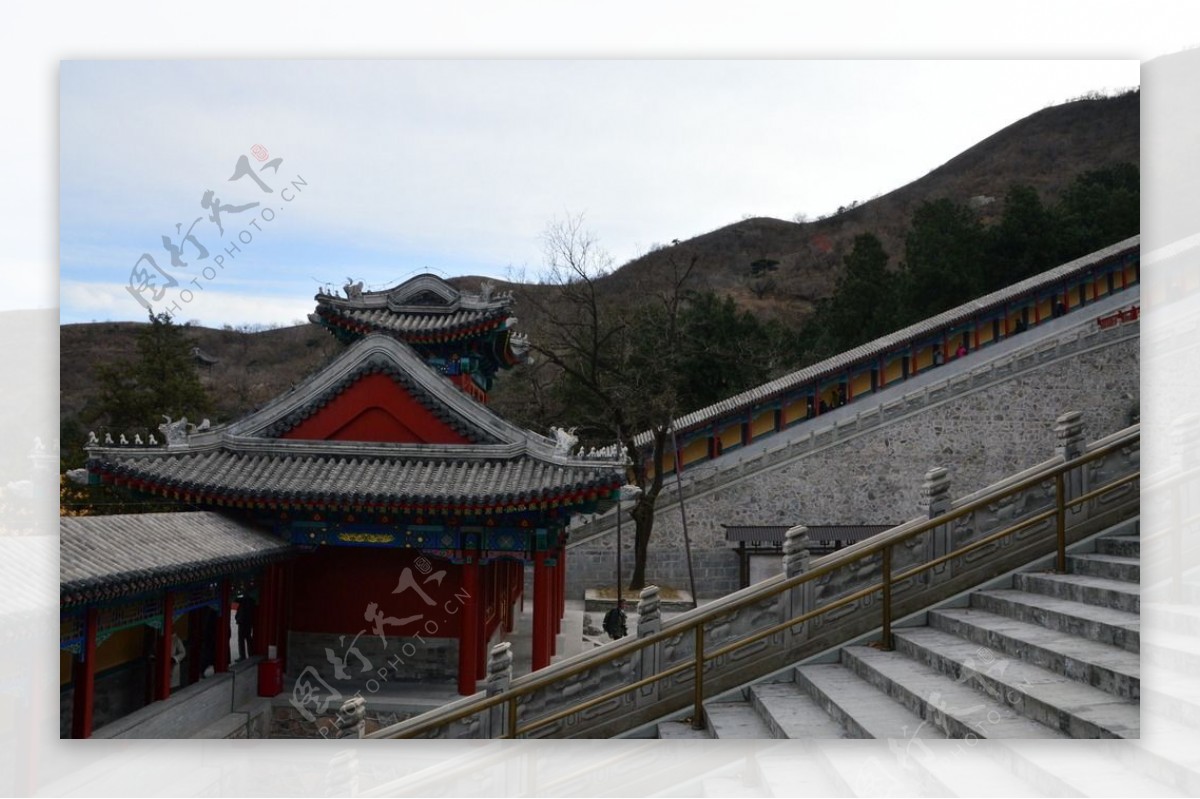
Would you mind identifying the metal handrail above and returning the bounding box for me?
[374,426,1139,739]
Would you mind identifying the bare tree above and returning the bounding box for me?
[527,214,698,590]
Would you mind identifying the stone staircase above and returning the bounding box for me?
[687,524,1141,742]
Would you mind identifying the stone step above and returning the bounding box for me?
[755,750,849,798]
[839,644,1069,739]
[1143,601,1200,637]
[1141,663,1200,729]
[893,627,1139,738]
[807,740,941,797]
[704,700,775,739]
[1096,534,1140,558]
[190,711,250,739]
[746,682,848,739]
[928,607,1140,699]
[795,663,943,741]
[999,740,1192,797]
[1142,627,1200,672]
[874,738,1047,798]
[971,588,1139,652]
[1068,552,1140,582]
[1115,715,1200,795]
[699,776,761,797]
[656,719,710,739]
[1014,571,1140,613]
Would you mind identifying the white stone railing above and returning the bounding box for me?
[370,418,1139,740]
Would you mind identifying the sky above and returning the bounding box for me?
[58,59,1140,328]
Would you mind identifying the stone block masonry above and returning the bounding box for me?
[566,330,1139,600]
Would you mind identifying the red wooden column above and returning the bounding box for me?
[271,563,283,655]
[259,562,285,658]
[475,562,488,680]
[216,579,231,673]
[457,559,480,696]
[504,561,517,633]
[551,550,561,637]
[70,606,98,739]
[251,575,267,658]
[187,609,203,685]
[254,568,273,657]
[559,546,568,622]
[532,551,551,671]
[155,592,175,701]
[278,562,292,672]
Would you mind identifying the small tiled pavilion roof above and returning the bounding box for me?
[85,335,622,515]
[312,274,516,343]
[60,512,291,608]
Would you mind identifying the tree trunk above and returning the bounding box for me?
[628,495,655,591]
[626,428,667,592]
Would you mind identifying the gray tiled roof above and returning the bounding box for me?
[94,450,619,510]
[60,512,290,606]
[315,273,514,338]
[85,335,623,511]
[318,305,509,337]
[643,235,1139,445]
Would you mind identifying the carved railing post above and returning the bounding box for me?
[782,526,810,578]
[485,641,513,738]
[782,526,811,625]
[636,585,661,705]
[1055,411,1086,514]
[923,467,952,569]
[335,695,366,739]
[1055,410,1086,461]
[636,585,661,638]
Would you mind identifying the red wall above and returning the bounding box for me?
[283,373,472,444]
[289,547,515,639]
[291,547,467,637]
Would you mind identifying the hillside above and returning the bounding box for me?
[59,91,1139,461]
[461,90,1138,324]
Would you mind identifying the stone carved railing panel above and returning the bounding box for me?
[810,549,884,628]
[949,478,1058,570]
[516,650,641,738]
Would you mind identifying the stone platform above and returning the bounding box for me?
[583,586,695,613]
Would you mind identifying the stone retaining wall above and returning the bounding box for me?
[566,323,1139,599]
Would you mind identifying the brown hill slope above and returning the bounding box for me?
[461,90,1138,324]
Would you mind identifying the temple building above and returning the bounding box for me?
[310,274,529,402]
[63,275,622,738]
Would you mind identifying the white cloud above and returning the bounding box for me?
[60,280,313,328]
